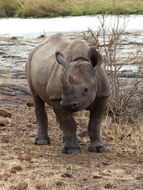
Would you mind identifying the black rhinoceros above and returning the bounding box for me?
[26,33,110,154]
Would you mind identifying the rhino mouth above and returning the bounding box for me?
[63,106,82,112]
[60,101,84,112]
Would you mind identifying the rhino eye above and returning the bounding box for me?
[84,88,88,92]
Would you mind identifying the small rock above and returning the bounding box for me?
[106,136,114,141]
[61,173,73,178]
[10,168,17,174]
[0,117,11,127]
[135,173,143,180]
[0,120,5,126]
[93,175,102,179]
[0,173,11,181]
[0,109,12,118]
[42,171,54,177]
[35,182,45,189]
[11,37,17,40]
[27,101,34,107]
[20,154,32,161]
[10,166,23,173]
[139,67,143,73]
[125,170,132,174]
[104,183,115,188]
[37,34,45,38]
[1,136,9,143]
[26,164,33,169]
[56,181,65,186]
[16,182,28,190]
[26,124,32,128]
[101,161,109,166]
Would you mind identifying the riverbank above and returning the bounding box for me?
[0,32,143,106]
[0,0,143,18]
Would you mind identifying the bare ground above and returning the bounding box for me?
[0,33,143,190]
[0,106,143,190]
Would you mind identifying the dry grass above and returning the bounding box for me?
[0,0,20,17]
[16,0,70,17]
[0,0,143,17]
[0,106,143,190]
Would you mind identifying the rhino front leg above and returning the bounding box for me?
[33,95,51,145]
[88,97,108,153]
[52,101,81,154]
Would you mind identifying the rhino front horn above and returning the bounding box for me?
[61,73,69,91]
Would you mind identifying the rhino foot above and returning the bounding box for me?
[61,146,81,154]
[34,136,51,145]
[88,145,108,153]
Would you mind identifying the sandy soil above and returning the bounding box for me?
[0,106,143,190]
[0,33,143,190]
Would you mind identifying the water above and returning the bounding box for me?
[106,64,139,72]
[0,15,143,37]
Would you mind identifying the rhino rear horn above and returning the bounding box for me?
[88,48,102,68]
[55,51,69,68]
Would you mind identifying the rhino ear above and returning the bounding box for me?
[55,51,69,68]
[88,48,102,68]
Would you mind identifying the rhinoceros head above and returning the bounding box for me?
[55,48,102,112]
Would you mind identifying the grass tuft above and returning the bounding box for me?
[17,0,70,18]
[0,0,143,17]
[0,0,20,17]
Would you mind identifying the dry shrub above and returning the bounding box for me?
[75,109,143,155]
[103,115,143,155]
[82,15,143,124]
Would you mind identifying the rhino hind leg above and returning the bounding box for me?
[33,94,51,145]
[52,101,81,154]
[88,97,108,153]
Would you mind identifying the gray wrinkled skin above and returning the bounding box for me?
[26,33,111,154]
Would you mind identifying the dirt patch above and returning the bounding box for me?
[0,106,143,190]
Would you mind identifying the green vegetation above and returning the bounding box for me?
[0,0,143,17]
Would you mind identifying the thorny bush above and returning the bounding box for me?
[82,15,143,124]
